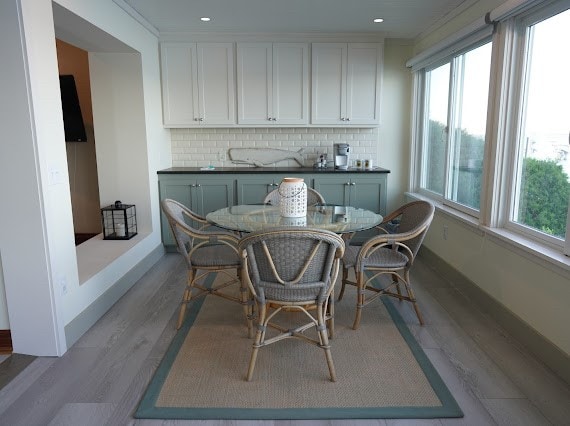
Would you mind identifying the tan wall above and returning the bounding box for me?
[56,39,101,234]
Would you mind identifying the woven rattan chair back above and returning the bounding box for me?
[339,200,435,329]
[161,199,251,333]
[238,227,345,381]
[384,200,435,261]
[264,187,325,206]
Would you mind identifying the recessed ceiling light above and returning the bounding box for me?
[200,17,211,22]
[373,18,384,23]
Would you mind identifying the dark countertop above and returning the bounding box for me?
[158,166,390,174]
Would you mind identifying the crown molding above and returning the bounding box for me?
[112,0,160,37]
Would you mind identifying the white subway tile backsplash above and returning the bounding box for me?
[170,127,379,167]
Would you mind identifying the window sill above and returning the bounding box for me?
[406,192,570,277]
[75,232,151,284]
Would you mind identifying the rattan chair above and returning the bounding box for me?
[339,200,435,329]
[264,187,325,206]
[161,199,252,333]
[238,227,345,382]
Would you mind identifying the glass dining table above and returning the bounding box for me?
[206,204,383,234]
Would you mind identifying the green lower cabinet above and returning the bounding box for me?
[236,175,282,205]
[159,171,387,247]
[159,175,235,247]
[314,174,387,244]
[312,176,351,205]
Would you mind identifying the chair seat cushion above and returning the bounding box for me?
[343,245,409,270]
[261,281,325,302]
[191,244,240,268]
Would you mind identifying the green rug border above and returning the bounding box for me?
[135,274,463,420]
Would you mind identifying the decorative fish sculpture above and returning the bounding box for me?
[228,147,306,167]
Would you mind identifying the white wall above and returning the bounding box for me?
[0,0,72,354]
[0,0,171,354]
[379,39,414,209]
[424,214,570,356]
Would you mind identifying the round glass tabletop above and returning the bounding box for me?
[206,204,383,234]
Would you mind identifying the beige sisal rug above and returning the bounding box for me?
[136,273,462,420]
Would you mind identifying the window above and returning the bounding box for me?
[419,42,492,215]
[508,6,570,252]
[411,0,570,257]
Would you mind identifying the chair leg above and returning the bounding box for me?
[404,270,424,325]
[238,267,254,338]
[176,268,195,329]
[392,273,402,297]
[338,265,349,301]
[317,304,336,382]
[327,293,334,339]
[246,303,267,381]
[352,271,364,330]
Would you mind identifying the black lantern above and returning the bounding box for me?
[101,201,138,240]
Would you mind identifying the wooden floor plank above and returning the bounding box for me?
[48,402,116,426]
[0,253,569,425]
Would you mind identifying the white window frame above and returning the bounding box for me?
[414,37,493,219]
[500,1,570,254]
[410,0,570,259]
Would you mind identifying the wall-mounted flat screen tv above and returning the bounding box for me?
[59,75,87,142]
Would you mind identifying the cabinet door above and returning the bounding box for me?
[160,43,200,126]
[191,178,235,216]
[311,43,382,126]
[237,43,308,125]
[346,43,382,125]
[311,43,347,125]
[237,43,273,125]
[348,175,387,214]
[197,43,236,125]
[236,175,288,204]
[160,43,235,127]
[159,178,194,246]
[273,43,309,125]
[313,176,351,205]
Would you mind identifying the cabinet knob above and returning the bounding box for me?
[194,118,199,121]
[199,118,204,122]
[267,117,272,121]
[340,117,346,121]
[346,118,351,122]
[351,182,356,186]
[272,118,277,121]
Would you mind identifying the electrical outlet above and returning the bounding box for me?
[443,225,448,240]
[58,276,68,295]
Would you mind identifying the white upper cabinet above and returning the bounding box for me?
[311,43,383,125]
[160,42,236,127]
[237,43,309,125]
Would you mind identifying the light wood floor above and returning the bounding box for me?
[0,252,569,426]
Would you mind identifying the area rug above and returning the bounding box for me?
[135,273,463,420]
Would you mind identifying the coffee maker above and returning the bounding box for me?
[334,143,350,170]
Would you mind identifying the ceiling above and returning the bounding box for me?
[120,0,473,39]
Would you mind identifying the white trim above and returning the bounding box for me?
[112,0,160,37]
[406,0,550,72]
[408,73,423,192]
[487,0,549,22]
[415,0,482,41]
[406,19,491,71]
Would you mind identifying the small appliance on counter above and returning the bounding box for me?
[334,143,350,170]
[314,152,328,168]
